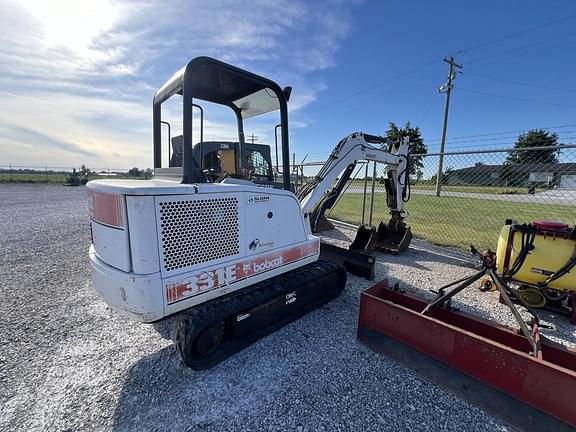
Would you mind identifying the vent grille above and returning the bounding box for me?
[159,197,240,272]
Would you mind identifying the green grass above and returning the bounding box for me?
[0,173,137,183]
[411,184,529,194]
[0,173,69,183]
[329,192,575,250]
[348,179,530,194]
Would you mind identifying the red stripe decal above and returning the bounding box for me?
[165,239,319,304]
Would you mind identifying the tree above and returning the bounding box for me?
[506,129,559,165]
[430,166,453,185]
[144,168,153,179]
[128,167,143,177]
[501,129,560,186]
[383,121,427,176]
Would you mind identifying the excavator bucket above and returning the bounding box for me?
[349,224,375,251]
[350,221,412,254]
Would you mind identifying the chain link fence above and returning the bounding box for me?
[6,146,575,252]
[301,145,576,251]
[0,165,148,183]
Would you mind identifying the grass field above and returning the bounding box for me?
[348,179,530,194]
[0,173,69,183]
[329,192,575,250]
[0,173,135,183]
[411,184,529,195]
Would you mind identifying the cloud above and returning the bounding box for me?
[0,0,357,168]
[0,123,98,159]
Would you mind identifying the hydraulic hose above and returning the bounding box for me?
[507,224,536,278]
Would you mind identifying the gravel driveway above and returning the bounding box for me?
[5,183,571,431]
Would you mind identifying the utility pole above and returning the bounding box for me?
[435,55,462,197]
[248,133,258,144]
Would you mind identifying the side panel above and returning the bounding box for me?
[91,222,131,272]
[126,195,161,275]
[244,192,308,255]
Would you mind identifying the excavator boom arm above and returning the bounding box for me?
[298,132,409,230]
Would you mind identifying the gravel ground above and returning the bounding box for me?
[1,183,573,432]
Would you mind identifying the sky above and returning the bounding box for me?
[1,0,576,171]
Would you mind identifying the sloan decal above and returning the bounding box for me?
[247,195,270,204]
[165,240,319,304]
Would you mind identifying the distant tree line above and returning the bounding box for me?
[0,166,154,179]
[128,167,154,179]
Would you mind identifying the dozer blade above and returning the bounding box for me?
[320,241,375,280]
[358,280,576,431]
[349,222,412,254]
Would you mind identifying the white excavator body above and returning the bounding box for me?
[88,180,319,323]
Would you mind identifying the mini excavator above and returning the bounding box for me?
[87,57,411,369]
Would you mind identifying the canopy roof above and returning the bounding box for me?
[154,56,283,119]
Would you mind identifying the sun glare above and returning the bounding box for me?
[18,0,119,55]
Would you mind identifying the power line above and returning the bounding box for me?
[308,15,576,116]
[310,73,445,117]
[457,87,576,109]
[306,59,441,114]
[446,138,576,150]
[417,94,438,125]
[426,123,576,142]
[434,136,576,150]
[466,30,576,65]
[439,131,576,146]
[453,14,576,56]
[464,72,576,93]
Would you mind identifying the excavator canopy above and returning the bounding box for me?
[154,58,290,118]
[153,56,292,188]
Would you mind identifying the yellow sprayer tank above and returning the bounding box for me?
[496,221,576,292]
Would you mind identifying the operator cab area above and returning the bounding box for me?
[153,56,292,189]
[169,138,274,184]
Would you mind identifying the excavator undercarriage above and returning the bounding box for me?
[173,260,346,369]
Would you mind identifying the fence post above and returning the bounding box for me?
[45,165,49,182]
[9,164,13,181]
[368,161,377,226]
[361,162,369,225]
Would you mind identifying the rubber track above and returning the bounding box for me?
[173,260,347,370]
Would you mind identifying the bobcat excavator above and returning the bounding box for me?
[87,57,411,369]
